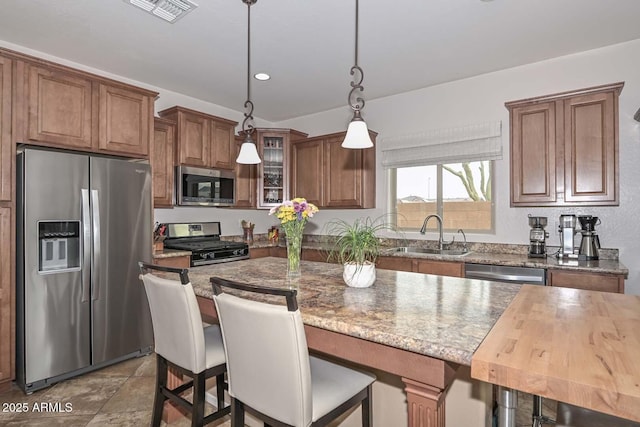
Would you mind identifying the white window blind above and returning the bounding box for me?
[380,121,502,169]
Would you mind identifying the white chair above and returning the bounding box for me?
[138,262,230,427]
[555,402,640,427]
[210,276,376,427]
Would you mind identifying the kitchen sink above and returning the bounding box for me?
[393,247,472,257]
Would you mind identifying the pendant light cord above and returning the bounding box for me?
[242,0,256,137]
[348,0,364,112]
[354,0,359,67]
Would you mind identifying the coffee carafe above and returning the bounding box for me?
[578,215,600,260]
[528,215,548,258]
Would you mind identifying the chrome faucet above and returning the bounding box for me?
[420,214,446,250]
[456,229,468,252]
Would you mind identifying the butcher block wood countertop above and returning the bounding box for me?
[471,284,640,422]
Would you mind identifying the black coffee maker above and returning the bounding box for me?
[528,215,549,258]
[577,215,600,260]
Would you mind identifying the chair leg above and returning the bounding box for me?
[192,372,206,427]
[361,384,373,427]
[151,355,168,427]
[216,373,225,410]
[231,397,245,427]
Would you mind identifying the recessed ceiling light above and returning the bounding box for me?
[124,0,198,23]
[254,73,271,81]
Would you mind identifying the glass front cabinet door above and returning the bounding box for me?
[256,129,307,209]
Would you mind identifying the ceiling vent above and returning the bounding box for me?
[124,0,198,23]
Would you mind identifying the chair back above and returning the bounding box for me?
[211,277,312,426]
[138,262,207,373]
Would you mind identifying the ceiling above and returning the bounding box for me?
[1,0,640,122]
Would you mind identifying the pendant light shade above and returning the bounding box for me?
[237,135,262,164]
[236,0,261,164]
[343,110,373,149]
[342,0,372,149]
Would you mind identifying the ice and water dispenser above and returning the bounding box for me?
[38,221,81,273]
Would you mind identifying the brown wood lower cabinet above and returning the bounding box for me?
[153,255,191,269]
[547,269,624,293]
[376,256,413,272]
[253,250,465,278]
[415,260,464,278]
[0,206,13,392]
[249,247,272,259]
[377,256,463,277]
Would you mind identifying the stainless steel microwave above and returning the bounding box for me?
[176,165,235,206]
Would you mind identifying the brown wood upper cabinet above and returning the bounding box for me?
[152,118,176,208]
[507,82,623,207]
[21,62,155,157]
[291,131,376,209]
[0,54,12,202]
[158,106,237,170]
[97,83,152,156]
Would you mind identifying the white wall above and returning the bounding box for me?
[276,39,640,295]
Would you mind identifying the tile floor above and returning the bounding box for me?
[0,354,229,427]
[0,353,554,427]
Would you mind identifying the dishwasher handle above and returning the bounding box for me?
[466,270,545,284]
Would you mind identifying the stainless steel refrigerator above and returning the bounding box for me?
[16,146,154,393]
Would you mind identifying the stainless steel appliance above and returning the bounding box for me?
[16,147,153,393]
[176,165,235,206]
[464,264,546,286]
[162,222,249,266]
[527,215,548,258]
[558,214,578,258]
[577,215,600,260]
[464,262,547,427]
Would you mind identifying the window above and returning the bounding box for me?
[389,161,494,232]
[380,122,501,233]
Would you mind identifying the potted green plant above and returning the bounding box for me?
[326,216,392,288]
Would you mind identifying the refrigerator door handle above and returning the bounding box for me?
[81,189,91,303]
[91,189,101,301]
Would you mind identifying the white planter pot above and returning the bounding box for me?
[343,262,376,288]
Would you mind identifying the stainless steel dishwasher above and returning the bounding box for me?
[464,263,547,427]
[464,263,546,285]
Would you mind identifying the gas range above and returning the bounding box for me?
[162,222,249,267]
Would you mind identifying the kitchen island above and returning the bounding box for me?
[185,257,521,427]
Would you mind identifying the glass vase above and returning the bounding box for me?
[286,234,302,278]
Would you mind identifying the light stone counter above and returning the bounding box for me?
[187,257,520,366]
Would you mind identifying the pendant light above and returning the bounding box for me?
[342,0,373,149]
[236,0,262,164]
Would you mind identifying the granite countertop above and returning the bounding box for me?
[186,257,521,366]
[249,239,628,276]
